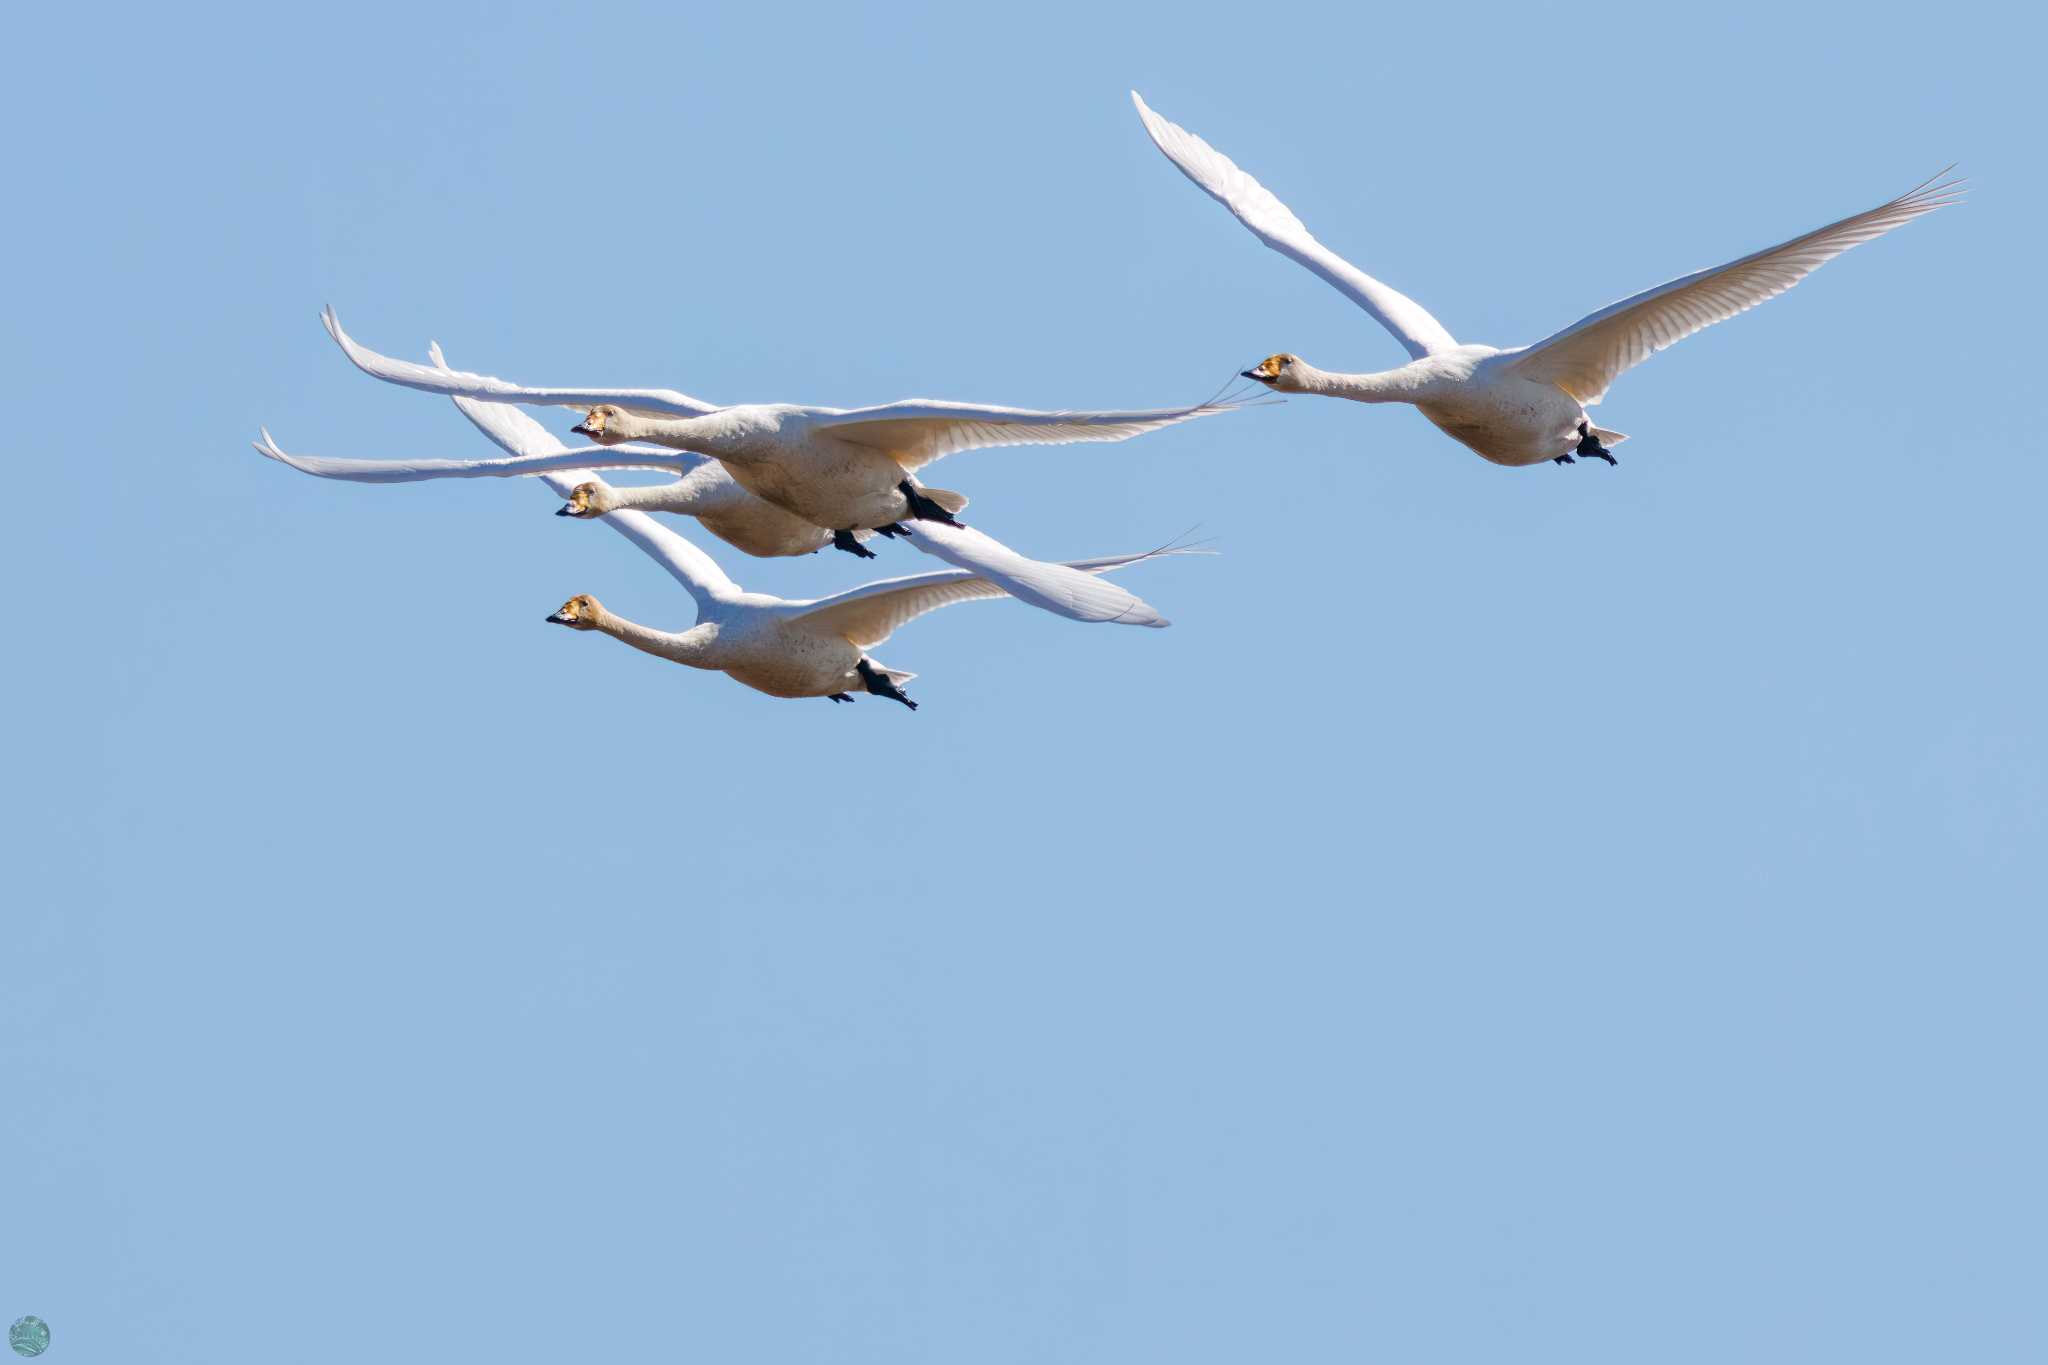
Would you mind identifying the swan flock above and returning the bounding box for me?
[257,94,1960,709]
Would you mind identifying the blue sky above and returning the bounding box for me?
[4,1,2042,1361]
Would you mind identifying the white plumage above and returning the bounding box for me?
[258,343,1192,627]
[1132,91,1962,467]
[315,347,1197,706]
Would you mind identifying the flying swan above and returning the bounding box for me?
[320,307,1249,546]
[1131,91,1963,467]
[261,343,1184,629]
[531,481,1193,710]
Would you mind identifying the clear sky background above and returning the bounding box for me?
[4,1,2042,1361]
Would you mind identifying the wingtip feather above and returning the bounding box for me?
[1130,90,1173,147]
[251,430,298,468]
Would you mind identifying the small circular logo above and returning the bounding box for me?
[8,1318,49,1358]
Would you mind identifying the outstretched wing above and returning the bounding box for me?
[586,505,745,614]
[440,349,570,457]
[1507,170,1965,405]
[893,522,1174,625]
[252,429,707,483]
[1130,92,1458,361]
[812,396,1245,472]
[324,307,722,419]
[781,541,1201,647]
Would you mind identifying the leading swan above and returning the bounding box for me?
[1131,92,1962,467]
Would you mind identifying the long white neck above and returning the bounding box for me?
[590,610,721,671]
[603,477,719,515]
[1288,360,1426,405]
[611,411,754,460]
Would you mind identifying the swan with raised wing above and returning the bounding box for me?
[536,516,1192,710]
[322,308,1249,545]
[1131,92,1962,468]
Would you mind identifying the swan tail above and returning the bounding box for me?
[1590,426,1628,447]
[915,486,970,516]
[866,661,917,686]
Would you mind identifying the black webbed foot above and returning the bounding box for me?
[898,481,962,527]
[1553,453,1577,465]
[873,522,913,540]
[832,529,877,559]
[1575,421,1617,466]
[856,658,918,711]
[828,692,855,704]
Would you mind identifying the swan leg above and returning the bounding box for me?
[899,481,963,527]
[1552,452,1577,465]
[832,529,878,559]
[827,692,856,704]
[857,658,918,711]
[1575,421,1618,466]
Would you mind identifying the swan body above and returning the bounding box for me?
[547,597,896,703]
[558,462,858,558]
[1260,347,1603,467]
[574,402,962,533]
[321,307,1246,530]
[1133,92,1962,467]
[264,343,1177,627]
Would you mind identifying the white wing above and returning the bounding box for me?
[781,542,1199,648]
[1130,92,1458,361]
[813,396,1245,471]
[438,355,628,460]
[324,307,721,419]
[1507,170,1965,405]
[252,429,707,483]
[592,510,745,614]
[899,521,1171,626]
[427,344,742,612]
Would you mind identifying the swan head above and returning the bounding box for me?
[1241,353,1304,392]
[555,481,613,519]
[545,594,604,630]
[571,405,630,445]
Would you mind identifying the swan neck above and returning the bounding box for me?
[618,413,746,458]
[591,611,718,669]
[1298,363,1415,404]
[608,479,704,513]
